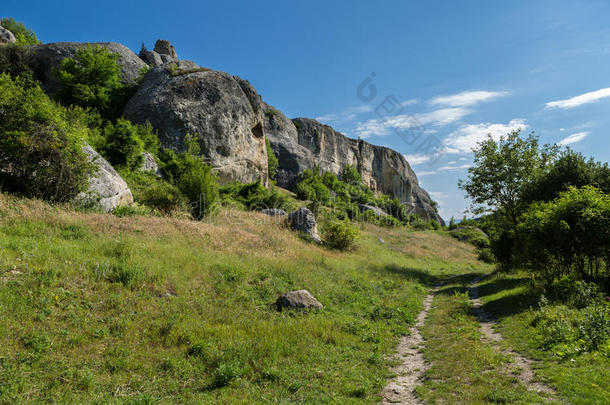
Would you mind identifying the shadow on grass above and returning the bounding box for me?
[380,264,484,289]
[478,274,539,319]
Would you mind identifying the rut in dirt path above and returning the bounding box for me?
[379,292,434,404]
[468,277,556,396]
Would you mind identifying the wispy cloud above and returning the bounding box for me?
[416,163,472,177]
[430,90,510,107]
[558,131,589,146]
[443,119,527,154]
[546,88,610,109]
[316,105,372,123]
[356,107,471,138]
[404,154,431,166]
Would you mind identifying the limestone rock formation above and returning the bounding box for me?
[261,208,287,216]
[30,42,146,94]
[276,290,323,310]
[264,105,444,224]
[0,26,16,45]
[124,60,268,185]
[77,144,134,212]
[288,207,321,243]
[139,152,163,177]
[358,204,389,217]
[139,39,178,67]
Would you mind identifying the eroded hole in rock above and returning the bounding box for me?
[251,122,264,138]
[216,146,230,156]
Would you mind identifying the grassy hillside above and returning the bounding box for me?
[0,194,485,404]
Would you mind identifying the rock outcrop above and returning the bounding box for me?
[276,290,323,310]
[139,39,178,67]
[0,26,16,45]
[358,204,389,217]
[288,207,321,243]
[30,42,146,94]
[124,60,268,185]
[264,105,444,224]
[139,152,163,177]
[77,144,134,212]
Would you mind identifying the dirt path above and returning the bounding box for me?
[468,277,556,396]
[379,292,434,404]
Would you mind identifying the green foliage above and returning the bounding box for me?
[0,43,37,78]
[1,17,40,45]
[265,137,278,180]
[219,181,290,211]
[141,181,185,215]
[57,45,126,118]
[178,157,219,220]
[101,118,144,169]
[521,186,610,284]
[340,164,361,185]
[321,220,360,250]
[449,227,489,248]
[0,73,92,201]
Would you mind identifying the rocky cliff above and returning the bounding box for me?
[264,105,443,224]
[124,60,268,185]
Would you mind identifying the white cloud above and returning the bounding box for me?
[546,88,610,109]
[401,99,418,106]
[436,163,472,171]
[558,131,589,146]
[443,119,527,154]
[430,90,510,107]
[416,170,437,176]
[356,107,472,138]
[316,105,372,123]
[404,154,431,166]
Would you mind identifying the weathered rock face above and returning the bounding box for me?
[30,42,146,94]
[139,39,178,67]
[264,105,444,224]
[77,144,133,212]
[139,152,163,177]
[288,207,321,243]
[124,60,268,185]
[0,26,16,45]
[276,290,323,310]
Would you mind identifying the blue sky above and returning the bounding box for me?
[5,1,610,219]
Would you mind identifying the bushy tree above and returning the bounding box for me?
[321,220,360,250]
[1,17,40,45]
[459,130,557,267]
[340,164,361,185]
[0,73,91,201]
[57,45,124,116]
[521,186,610,284]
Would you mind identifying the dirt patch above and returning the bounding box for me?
[379,292,434,404]
[468,277,556,396]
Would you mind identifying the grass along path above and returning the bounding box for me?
[468,276,558,399]
[379,291,435,404]
[417,273,559,404]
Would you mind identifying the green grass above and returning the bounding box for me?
[0,194,482,403]
[417,274,555,405]
[477,272,610,405]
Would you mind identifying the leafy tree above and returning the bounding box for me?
[57,45,123,116]
[521,186,610,284]
[524,149,610,204]
[265,137,278,180]
[0,17,40,45]
[341,164,361,185]
[0,73,91,201]
[459,130,557,267]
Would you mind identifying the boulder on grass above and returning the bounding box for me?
[276,290,323,310]
[288,207,320,243]
[261,208,287,216]
[77,144,133,212]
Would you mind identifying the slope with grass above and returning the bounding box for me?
[0,193,482,404]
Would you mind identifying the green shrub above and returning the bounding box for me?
[477,248,496,263]
[101,118,144,169]
[341,164,361,185]
[265,137,278,180]
[521,186,610,285]
[321,220,360,250]
[0,73,92,201]
[449,226,489,248]
[220,180,289,211]
[178,159,219,220]
[57,45,125,117]
[141,181,185,215]
[0,43,37,78]
[1,17,40,45]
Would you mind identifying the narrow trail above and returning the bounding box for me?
[468,277,556,397]
[379,292,434,404]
